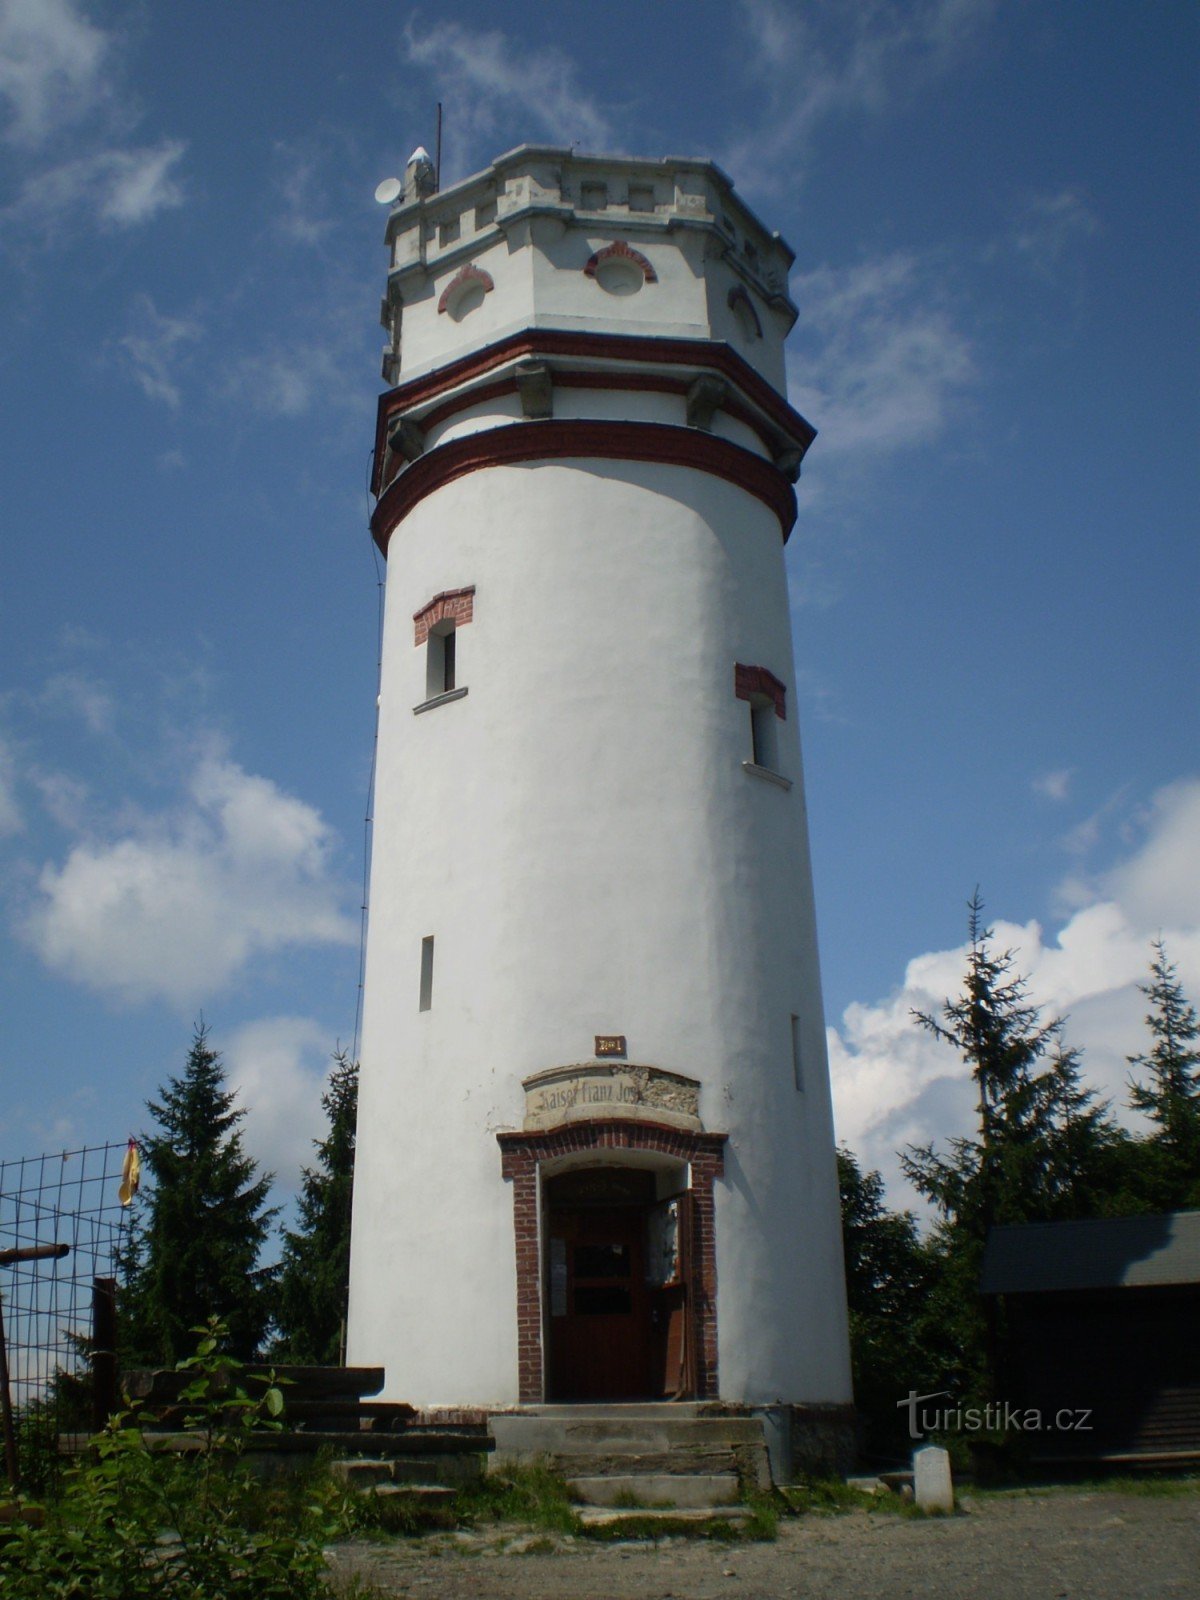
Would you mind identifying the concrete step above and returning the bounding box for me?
[576,1504,752,1530]
[568,1472,740,1509]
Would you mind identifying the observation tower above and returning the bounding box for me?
[347,145,852,1459]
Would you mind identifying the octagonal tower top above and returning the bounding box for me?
[377,145,799,394]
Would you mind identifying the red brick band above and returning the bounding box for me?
[497,1121,727,1404]
[409,368,786,464]
[371,329,815,494]
[371,420,798,556]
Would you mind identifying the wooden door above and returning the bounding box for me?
[547,1204,649,1400]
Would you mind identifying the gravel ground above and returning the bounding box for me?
[326,1486,1200,1600]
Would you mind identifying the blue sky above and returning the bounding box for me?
[1,0,1196,1213]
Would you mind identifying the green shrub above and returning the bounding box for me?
[0,1319,351,1599]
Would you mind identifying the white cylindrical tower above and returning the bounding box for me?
[348,146,851,1444]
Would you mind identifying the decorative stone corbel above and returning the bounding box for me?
[515,360,553,419]
[387,416,425,463]
[686,374,727,431]
[773,444,805,483]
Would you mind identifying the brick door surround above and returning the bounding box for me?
[496,1121,728,1403]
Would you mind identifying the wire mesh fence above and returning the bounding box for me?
[0,1141,128,1490]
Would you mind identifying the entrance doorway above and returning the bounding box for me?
[544,1167,695,1402]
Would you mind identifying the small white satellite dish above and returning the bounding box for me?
[374,176,402,205]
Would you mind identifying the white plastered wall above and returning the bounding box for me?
[347,438,850,1405]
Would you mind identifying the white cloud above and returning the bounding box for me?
[1012,188,1099,275]
[0,0,108,146]
[0,733,22,835]
[223,333,364,420]
[223,1015,332,1191]
[7,139,186,231]
[24,752,356,1006]
[31,769,89,831]
[0,1,186,238]
[829,776,1200,1215]
[39,670,115,734]
[725,0,994,189]
[401,20,612,179]
[788,255,974,456]
[119,294,202,409]
[1033,767,1072,802]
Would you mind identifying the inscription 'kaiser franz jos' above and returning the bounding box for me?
[520,1063,703,1133]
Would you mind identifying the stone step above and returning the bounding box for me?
[568,1472,739,1509]
[369,1484,458,1530]
[575,1504,752,1530]
[331,1452,484,1489]
[550,1447,737,1477]
[517,1403,716,1419]
[490,1414,765,1454]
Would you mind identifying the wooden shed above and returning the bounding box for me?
[980,1210,1200,1465]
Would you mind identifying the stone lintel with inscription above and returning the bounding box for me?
[522,1063,703,1132]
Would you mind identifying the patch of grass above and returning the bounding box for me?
[451,1460,581,1535]
[780,1477,923,1518]
[516,1534,558,1554]
[972,1472,1200,1501]
[739,1488,779,1540]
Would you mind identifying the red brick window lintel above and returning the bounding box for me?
[735,663,786,720]
[414,586,475,646]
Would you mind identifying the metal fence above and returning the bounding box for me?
[0,1141,128,1488]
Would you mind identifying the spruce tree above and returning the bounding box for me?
[837,1148,945,1449]
[1041,1039,1131,1219]
[273,1049,358,1364]
[901,893,1067,1239]
[122,1024,276,1365]
[900,894,1123,1397]
[1127,940,1200,1209]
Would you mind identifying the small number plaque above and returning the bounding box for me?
[594,1034,627,1058]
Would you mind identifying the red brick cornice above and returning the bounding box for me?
[371,329,814,495]
[371,419,798,556]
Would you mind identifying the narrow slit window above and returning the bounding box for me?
[791,1012,804,1091]
[419,935,435,1011]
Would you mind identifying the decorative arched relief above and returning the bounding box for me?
[727,284,762,340]
[437,263,494,321]
[584,239,658,296]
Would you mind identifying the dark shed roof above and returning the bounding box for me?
[980,1210,1200,1295]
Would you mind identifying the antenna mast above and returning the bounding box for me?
[435,103,443,191]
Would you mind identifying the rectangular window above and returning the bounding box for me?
[750,700,777,771]
[425,623,456,700]
[791,1012,804,1091]
[419,935,435,1011]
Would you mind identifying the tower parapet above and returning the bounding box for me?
[379,145,798,389]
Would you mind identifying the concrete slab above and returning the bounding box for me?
[575,1504,752,1528]
[568,1472,740,1508]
